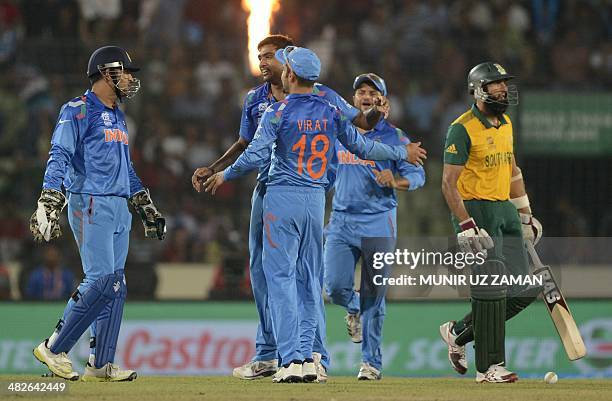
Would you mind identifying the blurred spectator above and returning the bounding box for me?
[77,0,121,44]
[0,1,21,68]
[551,30,591,86]
[532,0,560,45]
[24,245,76,300]
[0,264,10,299]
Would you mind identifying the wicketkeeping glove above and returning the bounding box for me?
[456,217,494,259]
[29,189,67,242]
[129,189,166,240]
[519,213,542,245]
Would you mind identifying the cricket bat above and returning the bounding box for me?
[526,242,587,361]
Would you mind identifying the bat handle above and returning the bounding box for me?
[526,241,544,268]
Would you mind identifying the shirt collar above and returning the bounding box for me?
[285,93,315,100]
[471,104,507,129]
[86,89,115,110]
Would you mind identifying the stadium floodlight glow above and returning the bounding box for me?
[242,0,281,75]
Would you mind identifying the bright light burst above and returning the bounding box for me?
[242,0,281,75]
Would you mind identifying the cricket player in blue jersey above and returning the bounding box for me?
[191,35,406,382]
[29,46,165,381]
[204,46,421,383]
[324,73,426,380]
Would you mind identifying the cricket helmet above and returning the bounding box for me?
[467,62,518,111]
[87,46,140,99]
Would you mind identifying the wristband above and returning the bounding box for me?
[511,172,523,182]
[510,194,530,209]
[459,217,477,231]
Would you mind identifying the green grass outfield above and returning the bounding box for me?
[0,376,611,401]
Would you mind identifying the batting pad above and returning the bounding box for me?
[50,272,123,354]
[93,269,127,367]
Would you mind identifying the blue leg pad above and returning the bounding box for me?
[94,270,126,367]
[50,272,123,354]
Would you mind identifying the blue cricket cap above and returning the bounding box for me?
[275,46,321,81]
[353,73,387,96]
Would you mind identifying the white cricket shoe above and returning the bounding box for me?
[82,362,137,382]
[232,359,277,380]
[302,361,317,383]
[313,352,328,383]
[357,362,381,380]
[33,340,79,381]
[345,313,362,343]
[476,363,518,383]
[272,362,302,383]
[439,321,467,375]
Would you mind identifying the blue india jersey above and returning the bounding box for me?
[224,93,407,189]
[42,90,143,197]
[238,82,360,184]
[329,119,426,214]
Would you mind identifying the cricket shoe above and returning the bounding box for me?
[272,362,302,383]
[476,363,518,383]
[357,362,382,380]
[232,359,277,380]
[33,340,79,381]
[82,362,137,382]
[439,321,467,375]
[345,313,362,343]
[302,360,318,383]
[313,352,328,383]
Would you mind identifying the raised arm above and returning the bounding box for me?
[337,122,406,162]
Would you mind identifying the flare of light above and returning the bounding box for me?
[242,0,281,75]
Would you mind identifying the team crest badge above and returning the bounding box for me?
[494,63,507,75]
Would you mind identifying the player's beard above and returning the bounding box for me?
[484,95,509,116]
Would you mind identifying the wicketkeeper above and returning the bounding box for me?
[30,46,165,381]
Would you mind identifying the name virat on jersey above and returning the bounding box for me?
[297,119,328,131]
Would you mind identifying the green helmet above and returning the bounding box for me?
[467,62,518,111]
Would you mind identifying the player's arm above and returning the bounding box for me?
[441,163,469,222]
[337,119,408,162]
[192,137,248,192]
[510,156,530,213]
[323,84,384,130]
[204,107,278,194]
[192,93,254,192]
[325,141,339,192]
[510,155,542,244]
[375,131,426,190]
[30,105,76,242]
[442,124,493,255]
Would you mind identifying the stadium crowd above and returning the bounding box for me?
[0,0,610,298]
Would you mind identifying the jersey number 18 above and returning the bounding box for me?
[292,134,330,179]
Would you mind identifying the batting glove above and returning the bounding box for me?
[129,189,166,240]
[519,213,542,245]
[29,189,67,242]
[457,217,494,259]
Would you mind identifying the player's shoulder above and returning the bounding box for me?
[451,107,477,127]
[383,121,411,145]
[261,99,290,122]
[379,121,409,145]
[502,113,513,125]
[312,82,334,95]
[59,94,88,120]
[244,82,270,106]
